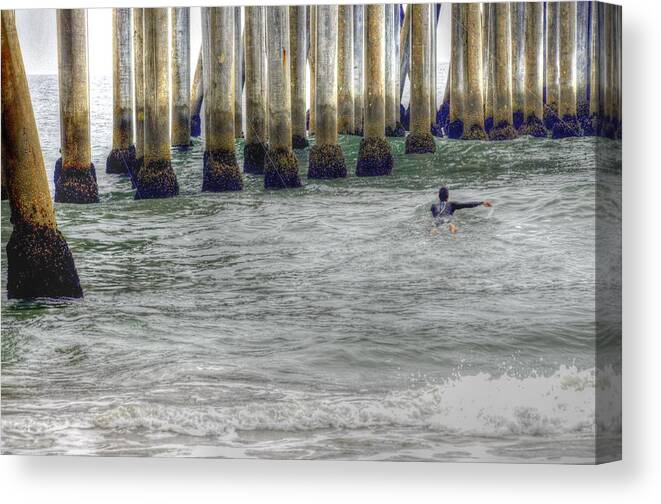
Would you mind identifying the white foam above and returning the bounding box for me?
[91,365,621,440]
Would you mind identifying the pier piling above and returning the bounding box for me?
[356,4,393,176]
[553,2,581,138]
[544,2,559,130]
[519,2,547,137]
[171,7,191,149]
[106,9,134,174]
[54,9,99,203]
[308,5,347,179]
[449,4,465,138]
[201,7,242,192]
[510,3,525,129]
[337,5,354,136]
[133,8,144,177]
[290,6,308,148]
[234,7,244,138]
[244,6,268,174]
[2,10,83,299]
[264,6,301,189]
[136,8,179,199]
[489,3,517,140]
[352,5,364,136]
[385,4,398,136]
[461,3,487,140]
[406,4,436,153]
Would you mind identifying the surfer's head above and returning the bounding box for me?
[438,186,449,202]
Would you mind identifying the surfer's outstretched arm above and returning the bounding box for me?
[451,200,492,211]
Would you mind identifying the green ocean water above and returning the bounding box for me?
[1,75,621,462]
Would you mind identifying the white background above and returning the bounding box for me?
[1,0,659,502]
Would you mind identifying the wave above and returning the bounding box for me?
[90,365,621,441]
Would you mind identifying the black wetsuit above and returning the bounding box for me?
[431,200,483,218]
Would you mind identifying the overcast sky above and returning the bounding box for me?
[15,5,451,76]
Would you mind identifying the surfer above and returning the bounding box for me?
[431,186,492,234]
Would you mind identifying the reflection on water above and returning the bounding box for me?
[0,75,621,462]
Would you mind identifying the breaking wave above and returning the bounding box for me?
[91,365,621,440]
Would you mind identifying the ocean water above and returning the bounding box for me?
[1,75,621,462]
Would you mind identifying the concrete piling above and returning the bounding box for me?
[430,4,439,135]
[309,6,316,137]
[449,4,465,138]
[2,10,83,299]
[519,2,547,137]
[385,4,398,136]
[136,8,179,199]
[289,6,308,148]
[234,7,244,138]
[353,5,364,136]
[553,1,581,138]
[483,4,495,133]
[586,1,599,136]
[54,9,99,203]
[264,6,301,189]
[544,1,559,130]
[106,8,135,174]
[405,3,436,153]
[576,1,590,129]
[394,4,402,131]
[244,6,268,174]
[337,5,354,136]
[489,3,517,140]
[308,5,347,179]
[133,8,145,177]
[171,7,191,149]
[200,7,242,192]
[461,3,487,140]
[356,4,394,176]
[510,2,525,129]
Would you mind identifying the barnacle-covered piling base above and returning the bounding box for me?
[581,114,599,137]
[54,160,99,204]
[518,116,548,138]
[513,110,524,130]
[577,103,591,134]
[202,150,243,192]
[552,114,583,139]
[134,159,179,199]
[292,134,309,149]
[243,142,267,175]
[484,116,494,134]
[190,114,201,137]
[386,122,406,137]
[264,148,301,189]
[448,120,464,139]
[6,224,83,299]
[461,124,488,141]
[308,144,347,179]
[130,157,144,188]
[405,132,436,154]
[489,122,518,141]
[355,137,394,177]
[544,109,559,131]
[106,146,135,174]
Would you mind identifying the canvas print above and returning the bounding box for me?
[1,2,621,463]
